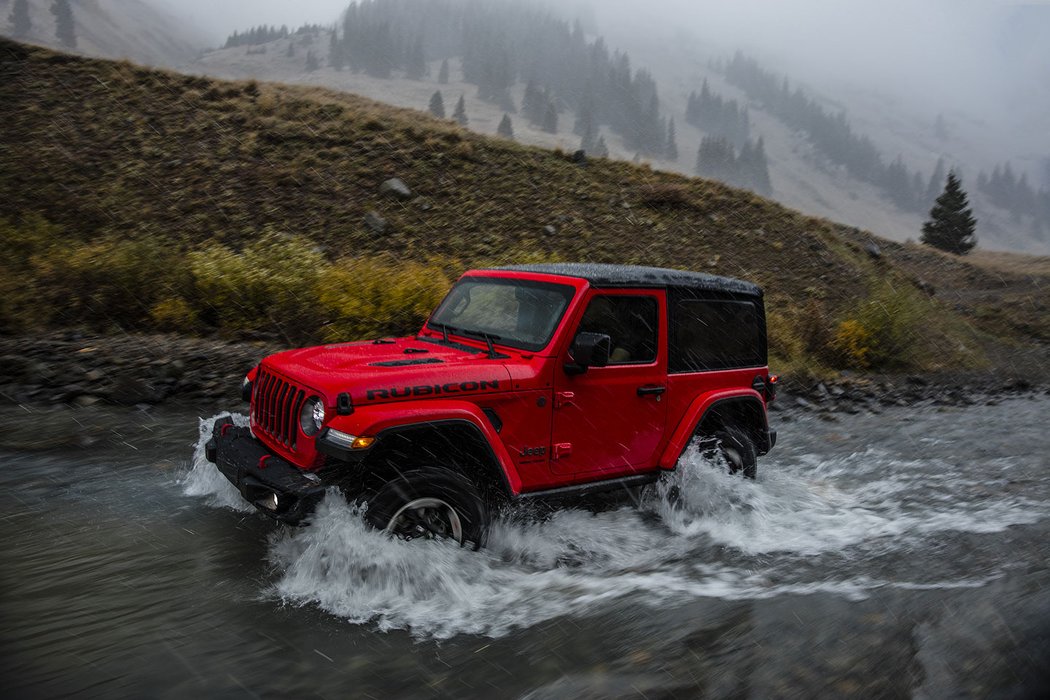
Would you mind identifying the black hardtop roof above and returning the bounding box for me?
[486,263,762,297]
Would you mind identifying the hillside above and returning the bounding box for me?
[1,38,1047,377]
[0,0,204,67]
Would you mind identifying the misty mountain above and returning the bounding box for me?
[0,0,205,67]
[7,0,1047,254]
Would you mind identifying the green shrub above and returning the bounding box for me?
[833,280,932,370]
[150,297,199,333]
[189,231,325,340]
[31,233,182,329]
[316,257,450,342]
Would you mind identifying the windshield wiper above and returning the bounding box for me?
[428,322,458,343]
[461,329,507,359]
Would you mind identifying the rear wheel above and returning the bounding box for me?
[697,425,757,479]
[364,467,489,549]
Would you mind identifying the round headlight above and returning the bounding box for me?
[300,396,325,436]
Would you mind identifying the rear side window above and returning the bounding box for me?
[671,299,764,372]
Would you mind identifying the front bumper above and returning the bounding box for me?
[205,419,326,524]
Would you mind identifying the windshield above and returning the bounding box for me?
[427,277,576,352]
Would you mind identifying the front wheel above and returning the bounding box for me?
[697,425,757,479]
[364,467,489,549]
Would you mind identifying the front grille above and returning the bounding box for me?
[252,368,308,450]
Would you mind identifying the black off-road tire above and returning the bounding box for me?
[364,467,489,549]
[698,425,758,479]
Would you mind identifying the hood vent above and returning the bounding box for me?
[369,358,445,367]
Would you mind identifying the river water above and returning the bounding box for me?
[2,396,1049,698]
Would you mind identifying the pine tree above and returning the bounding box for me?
[921,171,977,255]
[497,113,514,139]
[405,36,426,80]
[438,58,449,84]
[594,134,609,158]
[286,40,295,58]
[522,80,544,124]
[305,50,320,72]
[542,102,558,134]
[453,94,468,126]
[329,31,345,70]
[8,0,31,37]
[696,136,737,183]
[428,90,445,119]
[51,0,75,48]
[665,117,678,161]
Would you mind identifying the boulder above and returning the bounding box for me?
[379,178,412,200]
[364,211,389,235]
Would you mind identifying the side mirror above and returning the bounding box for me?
[565,332,611,375]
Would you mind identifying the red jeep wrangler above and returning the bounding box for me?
[206,264,776,546]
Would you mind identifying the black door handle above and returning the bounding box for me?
[637,385,666,396]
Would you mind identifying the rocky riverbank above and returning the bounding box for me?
[0,331,1045,413]
[0,331,280,409]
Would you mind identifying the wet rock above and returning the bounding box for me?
[364,211,388,234]
[571,149,587,164]
[109,376,165,405]
[542,225,557,236]
[864,240,881,259]
[379,178,412,200]
[915,278,936,296]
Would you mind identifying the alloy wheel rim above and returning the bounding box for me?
[385,497,464,543]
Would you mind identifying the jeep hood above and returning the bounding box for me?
[260,337,514,405]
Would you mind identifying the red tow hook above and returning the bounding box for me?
[258,455,271,470]
[220,423,233,437]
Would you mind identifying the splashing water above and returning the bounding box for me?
[185,412,1049,638]
[181,413,253,512]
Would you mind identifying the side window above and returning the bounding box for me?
[577,295,658,365]
[672,299,763,372]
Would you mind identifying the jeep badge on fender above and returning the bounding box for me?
[205,264,777,549]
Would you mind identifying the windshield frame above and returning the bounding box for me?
[426,276,577,352]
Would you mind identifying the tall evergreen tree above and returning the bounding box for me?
[922,171,977,255]
[521,80,544,124]
[305,50,320,72]
[50,0,75,48]
[286,40,295,58]
[497,113,514,139]
[438,58,450,84]
[593,135,609,158]
[8,0,31,37]
[453,94,468,126]
[405,36,426,80]
[542,102,558,134]
[428,90,445,118]
[665,117,678,161]
[329,30,345,70]
[696,136,737,183]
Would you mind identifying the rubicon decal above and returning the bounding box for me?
[366,379,501,401]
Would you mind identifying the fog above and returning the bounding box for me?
[152,0,1048,127]
[147,0,1048,185]
[589,0,1048,128]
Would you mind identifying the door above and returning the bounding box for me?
[551,290,668,476]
